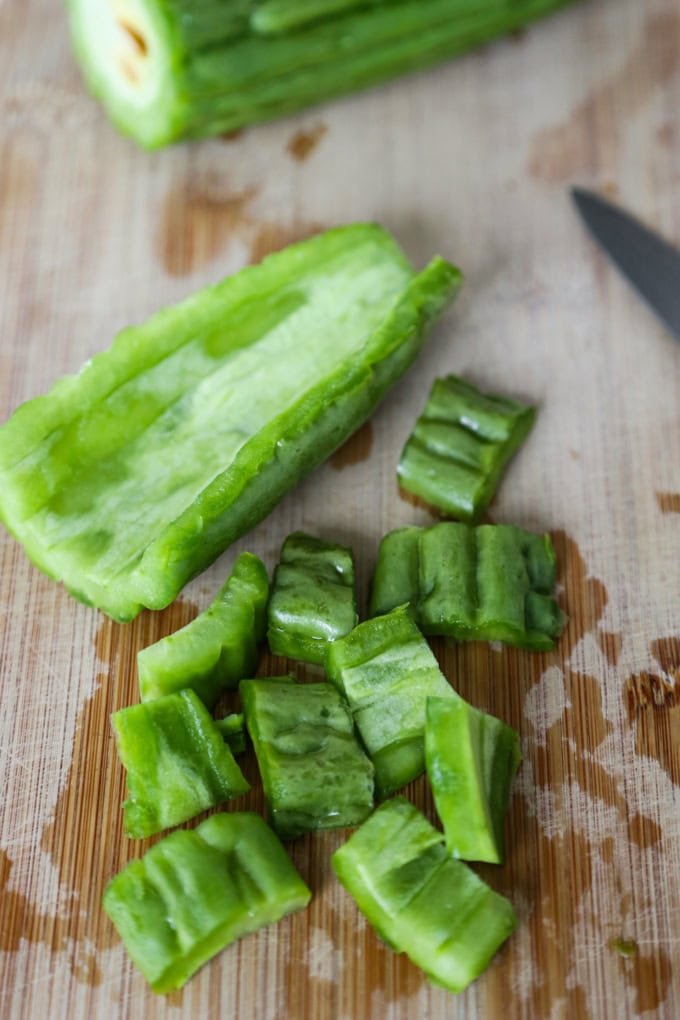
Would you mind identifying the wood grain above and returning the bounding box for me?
[1,1,679,1017]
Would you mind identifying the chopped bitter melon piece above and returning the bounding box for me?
[240,675,374,838]
[369,522,565,650]
[332,797,518,992]
[397,374,535,521]
[111,689,250,838]
[214,713,247,756]
[267,532,358,665]
[67,0,580,149]
[138,552,269,709]
[326,605,455,798]
[103,812,311,993]
[0,225,460,620]
[426,694,521,863]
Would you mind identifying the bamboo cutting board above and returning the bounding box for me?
[1,1,679,1017]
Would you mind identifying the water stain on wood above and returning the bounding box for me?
[330,421,373,470]
[158,179,259,277]
[524,665,625,818]
[625,651,680,785]
[158,171,327,278]
[627,812,662,850]
[276,836,360,1020]
[481,813,598,1020]
[527,12,680,182]
[279,840,427,1018]
[596,629,622,666]
[626,949,673,1015]
[4,531,669,1009]
[13,599,198,986]
[8,628,304,993]
[249,220,325,264]
[431,531,605,724]
[0,845,100,986]
[650,636,680,675]
[561,670,613,754]
[0,850,65,953]
[655,491,680,514]
[397,487,439,516]
[625,638,680,783]
[286,123,328,163]
[435,531,660,1017]
[625,670,678,715]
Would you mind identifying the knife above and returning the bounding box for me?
[571,187,680,342]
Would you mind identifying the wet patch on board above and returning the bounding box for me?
[626,949,673,1015]
[0,599,199,985]
[158,179,259,277]
[430,530,672,1016]
[397,487,440,517]
[627,812,662,851]
[249,221,325,264]
[655,491,680,514]
[158,174,327,276]
[596,629,623,666]
[286,122,328,163]
[0,846,101,986]
[220,128,244,143]
[527,12,680,183]
[330,421,373,470]
[9,625,313,990]
[625,637,680,785]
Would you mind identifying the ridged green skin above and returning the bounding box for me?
[67,0,579,148]
[240,676,374,838]
[425,694,521,864]
[138,552,269,708]
[397,374,535,521]
[267,532,358,665]
[332,797,518,993]
[111,689,249,838]
[325,605,454,798]
[0,225,460,621]
[369,523,565,650]
[103,812,311,993]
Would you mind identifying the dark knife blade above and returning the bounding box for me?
[571,187,680,342]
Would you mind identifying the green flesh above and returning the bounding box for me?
[267,532,358,665]
[425,694,521,863]
[103,812,311,992]
[111,688,250,838]
[240,676,374,838]
[137,552,269,708]
[369,522,565,650]
[67,0,578,149]
[214,713,247,755]
[332,797,518,992]
[397,374,535,521]
[325,605,454,798]
[0,225,460,620]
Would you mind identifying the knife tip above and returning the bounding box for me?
[570,186,590,208]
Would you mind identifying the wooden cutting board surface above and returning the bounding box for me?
[1,1,679,1017]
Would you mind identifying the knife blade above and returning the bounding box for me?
[571,187,680,342]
